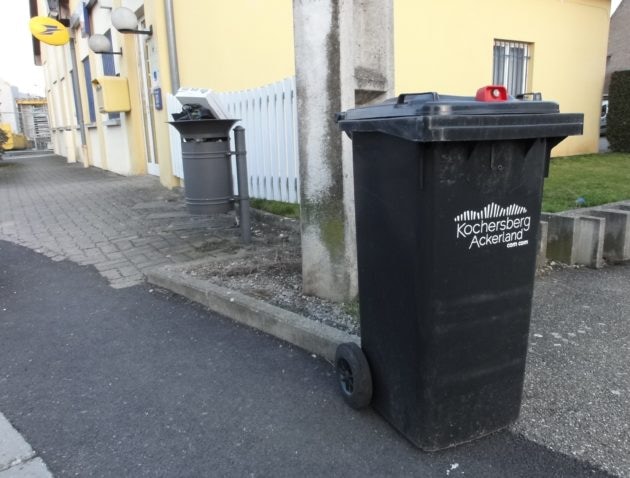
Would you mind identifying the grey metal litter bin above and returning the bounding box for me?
[169,118,238,215]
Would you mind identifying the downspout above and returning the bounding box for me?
[164,0,180,93]
[68,34,89,165]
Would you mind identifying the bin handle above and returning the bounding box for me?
[516,92,543,101]
[396,92,439,105]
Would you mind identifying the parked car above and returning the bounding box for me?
[600,95,608,136]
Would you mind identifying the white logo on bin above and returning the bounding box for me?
[454,202,531,250]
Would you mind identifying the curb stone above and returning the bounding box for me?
[146,261,359,362]
[250,208,300,234]
[0,413,52,477]
[0,458,51,478]
[542,200,630,267]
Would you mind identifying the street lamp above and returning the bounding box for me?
[88,34,122,55]
[111,7,153,36]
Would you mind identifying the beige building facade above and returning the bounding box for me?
[32,0,611,302]
[35,0,610,185]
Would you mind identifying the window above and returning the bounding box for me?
[101,30,120,121]
[492,40,532,97]
[82,57,96,123]
[101,30,116,76]
[70,69,81,123]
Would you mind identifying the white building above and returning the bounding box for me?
[0,78,20,133]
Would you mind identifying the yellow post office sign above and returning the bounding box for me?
[29,16,70,46]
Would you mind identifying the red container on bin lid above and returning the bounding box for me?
[476,85,508,102]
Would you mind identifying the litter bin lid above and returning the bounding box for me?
[337,86,584,142]
[168,119,239,139]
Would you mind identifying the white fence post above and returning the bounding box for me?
[166,94,184,178]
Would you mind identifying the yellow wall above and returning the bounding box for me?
[39,0,610,185]
[394,0,611,156]
[173,0,295,91]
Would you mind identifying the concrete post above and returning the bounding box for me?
[293,0,393,302]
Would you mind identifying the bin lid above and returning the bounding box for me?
[337,86,584,143]
[339,91,560,121]
[168,119,239,140]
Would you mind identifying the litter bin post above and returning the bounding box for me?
[335,86,583,450]
[234,126,251,244]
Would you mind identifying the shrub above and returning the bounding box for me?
[0,128,8,150]
[607,70,630,152]
[0,128,8,158]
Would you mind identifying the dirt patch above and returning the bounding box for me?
[184,217,360,335]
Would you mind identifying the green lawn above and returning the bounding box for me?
[250,198,300,219]
[542,153,630,213]
[251,153,630,217]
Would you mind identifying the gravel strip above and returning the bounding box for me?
[183,217,360,335]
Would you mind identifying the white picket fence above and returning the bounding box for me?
[167,94,185,179]
[218,78,300,203]
[168,77,300,204]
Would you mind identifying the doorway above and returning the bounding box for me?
[137,18,159,176]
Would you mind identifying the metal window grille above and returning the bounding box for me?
[492,40,531,96]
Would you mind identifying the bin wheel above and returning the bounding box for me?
[335,342,372,409]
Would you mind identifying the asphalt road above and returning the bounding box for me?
[517,263,630,477]
[0,240,614,477]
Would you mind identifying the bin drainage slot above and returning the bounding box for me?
[182,137,227,143]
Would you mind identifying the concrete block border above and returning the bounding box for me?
[147,261,359,362]
[542,200,630,267]
[536,220,548,270]
[542,213,605,268]
[586,208,630,262]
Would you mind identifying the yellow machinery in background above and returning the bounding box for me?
[0,123,28,151]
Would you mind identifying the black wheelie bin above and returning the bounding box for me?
[334,86,583,450]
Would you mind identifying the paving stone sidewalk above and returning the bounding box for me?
[0,153,240,289]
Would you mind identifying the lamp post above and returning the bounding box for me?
[111,7,153,36]
[87,34,122,55]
